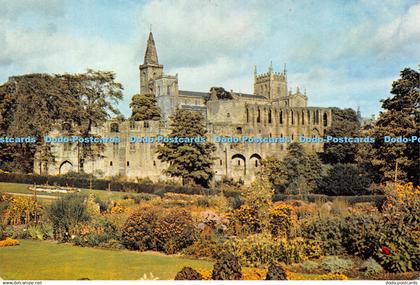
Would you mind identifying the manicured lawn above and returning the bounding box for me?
[0,182,145,201]
[0,240,212,280]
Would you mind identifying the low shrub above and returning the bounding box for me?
[73,218,121,248]
[183,239,221,259]
[320,256,354,273]
[212,253,242,280]
[241,267,267,280]
[196,269,212,280]
[301,260,319,272]
[221,235,321,267]
[153,207,195,254]
[317,273,349,280]
[122,206,159,251]
[47,193,91,240]
[301,216,346,255]
[27,224,53,240]
[265,263,288,280]
[174,267,202,280]
[342,214,383,259]
[361,257,384,276]
[122,206,195,254]
[0,237,19,247]
[269,203,297,238]
[226,205,260,235]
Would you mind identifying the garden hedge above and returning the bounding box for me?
[0,172,213,196]
[0,172,385,205]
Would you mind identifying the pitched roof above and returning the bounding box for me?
[144,32,159,64]
[179,90,209,97]
[179,90,267,100]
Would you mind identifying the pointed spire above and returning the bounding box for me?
[254,65,257,78]
[144,32,159,65]
[268,61,273,73]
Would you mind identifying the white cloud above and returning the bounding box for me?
[169,56,253,92]
[374,3,420,57]
[138,0,269,67]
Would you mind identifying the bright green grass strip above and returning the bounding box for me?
[0,182,147,201]
[0,240,212,280]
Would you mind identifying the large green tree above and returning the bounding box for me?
[157,109,216,187]
[59,70,123,171]
[261,143,322,194]
[0,70,123,173]
[362,68,419,184]
[322,108,361,164]
[317,163,372,195]
[130,93,161,121]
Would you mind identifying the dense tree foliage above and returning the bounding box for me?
[0,70,123,173]
[261,143,322,194]
[157,109,216,187]
[130,93,161,121]
[322,108,361,164]
[317,164,372,195]
[360,68,419,184]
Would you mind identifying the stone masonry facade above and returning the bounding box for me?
[35,32,332,184]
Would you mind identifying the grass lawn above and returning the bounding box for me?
[0,240,212,280]
[0,182,144,201]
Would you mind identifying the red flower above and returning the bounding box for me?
[381,246,391,255]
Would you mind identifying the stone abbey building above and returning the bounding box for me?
[35,32,332,183]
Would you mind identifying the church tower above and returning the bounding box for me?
[253,62,287,100]
[139,32,163,94]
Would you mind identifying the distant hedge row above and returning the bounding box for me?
[0,172,213,196]
[0,172,386,205]
[272,193,385,206]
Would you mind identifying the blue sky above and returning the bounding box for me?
[0,0,419,118]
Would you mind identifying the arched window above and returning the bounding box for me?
[257,108,261,123]
[246,108,249,123]
[110,161,113,166]
[110,123,119,133]
[291,111,294,125]
[268,109,272,124]
[323,113,328,127]
[280,111,283,124]
[302,111,305,125]
[307,111,311,124]
[297,112,300,125]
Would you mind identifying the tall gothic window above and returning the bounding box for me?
[291,111,294,125]
[268,109,272,124]
[246,108,249,123]
[323,113,328,126]
[302,111,305,125]
[280,111,283,124]
[257,108,261,123]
